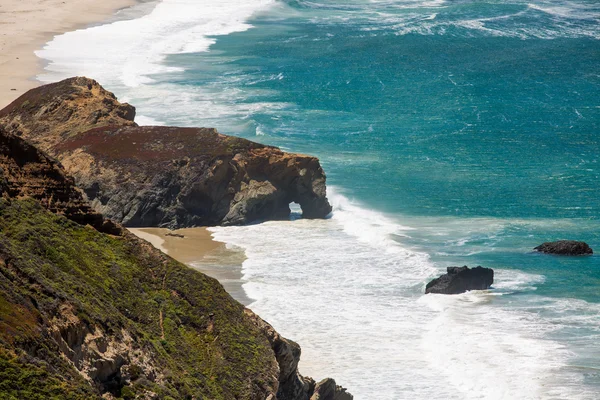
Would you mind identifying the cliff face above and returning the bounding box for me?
[0,83,351,399]
[0,200,351,399]
[0,77,332,228]
[0,126,120,235]
[0,199,280,399]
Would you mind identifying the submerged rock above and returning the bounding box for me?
[425,266,494,295]
[534,240,593,256]
[0,77,333,228]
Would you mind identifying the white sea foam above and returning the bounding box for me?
[36,0,279,125]
[38,0,275,86]
[418,291,575,400]
[210,188,600,399]
[528,1,600,20]
[306,0,600,40]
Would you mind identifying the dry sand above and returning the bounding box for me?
[129,228,251,305]
[0,0,136,108]
[128,228,222,263]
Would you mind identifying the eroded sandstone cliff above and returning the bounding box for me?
[0,77,332,228]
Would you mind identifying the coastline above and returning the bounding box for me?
[128,228,250,305]
[0,0,250,303]
[0,0,137,108]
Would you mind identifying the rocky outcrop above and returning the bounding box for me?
[0,76,136,152]
[245,310,352,400]
[534,240,593,256]
[53,125,332,227]
[0,81,349,399]
[0,77,332,227]
[0,126,120,234]
[425,266,494,294]
[310,379,353,400]
[48,303,147,395]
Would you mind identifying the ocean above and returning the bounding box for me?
[37,0,600,398]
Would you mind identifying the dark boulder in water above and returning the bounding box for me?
[534,240,593,255]
[425,266,494,295]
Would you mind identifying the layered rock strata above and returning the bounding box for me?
[0,77,332,228]
[0,126,120,234]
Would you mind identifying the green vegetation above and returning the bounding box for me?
[0,199,275,399]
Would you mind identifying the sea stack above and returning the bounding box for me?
[425,266,494,295]
[534,240,593,256]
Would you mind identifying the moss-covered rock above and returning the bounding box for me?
[0,199,279,399]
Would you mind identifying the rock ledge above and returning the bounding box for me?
[0,77,333,228]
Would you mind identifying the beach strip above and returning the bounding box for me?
[0,0,137,108]
[129,228,250,304]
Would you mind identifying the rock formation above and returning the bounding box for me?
[0,76,136,151]
[0,77,332,228]
[0,126,120,235]
[245,310,352,400]
[534,240,593,256]
[309,379,354,400]
[0,80,350,399]
[425,266,494,295]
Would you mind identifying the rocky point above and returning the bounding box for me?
[0,77,333,228]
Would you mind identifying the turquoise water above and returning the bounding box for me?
[163,0,600,301]
[37,0,600,397]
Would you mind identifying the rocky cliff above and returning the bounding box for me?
[0,199,352,400]
[0,125,351,399]
[0,126,120,235]
[0,76,136,151]
[0,77,332,228]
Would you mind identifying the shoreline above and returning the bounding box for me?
[0,0,138,108]
[128,228,251,305]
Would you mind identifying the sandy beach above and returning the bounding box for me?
[0,0,136,108]
[129,228,250,304]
